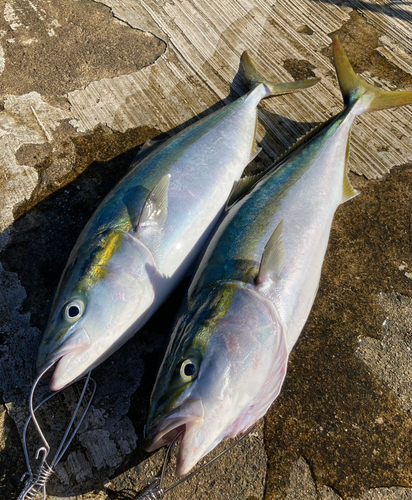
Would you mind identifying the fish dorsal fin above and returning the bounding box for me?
[136,174,171,231]
[274,116,338,168]
[226,173,265,208]
[132,137,167,166]
[341,130,359,203]
[228,120,337,209]
[257,220,286,285]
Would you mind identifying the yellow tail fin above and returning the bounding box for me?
[240,51,320,98]
[333,36,411,112]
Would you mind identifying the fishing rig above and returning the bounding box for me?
[18,364,96,500]
[17,364,255,499]
[135,424,256,500]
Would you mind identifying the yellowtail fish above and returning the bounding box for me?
[37,54,319,390]
[145,37,411,475]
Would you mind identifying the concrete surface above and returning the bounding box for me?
[0,0,411,499]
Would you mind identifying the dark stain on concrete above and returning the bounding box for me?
[3,126,161,330]
[0,0,166,106]
[12,123,161,225]
[0,402,26,499]
[283,59,317,81]
[264,165,412,498]
[15,142,52,170]
[322,11,411,90]
[296,25,314,35]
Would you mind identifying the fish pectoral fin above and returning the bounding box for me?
[131,137,168,166]
[135,174,171,231]
[226,172,264,209]
[256,219,286,285]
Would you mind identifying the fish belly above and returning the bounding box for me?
[139,91,264,306]
[270,127,352,352]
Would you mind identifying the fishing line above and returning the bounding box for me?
[136,423,256,499]
[18,365,96,500]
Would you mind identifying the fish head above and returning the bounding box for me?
[146,281,287,475]
[37,228,158,390]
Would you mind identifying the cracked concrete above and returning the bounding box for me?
[0,0,411,236]
[358,293,412,417]
[285,457,412,500]
[0,0,166,100]
[0,0,411,499]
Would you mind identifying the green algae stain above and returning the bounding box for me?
[263,165,412,499]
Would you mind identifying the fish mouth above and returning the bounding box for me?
[146,398,204,458]
[36,327,91,391]
[146,417,191,453]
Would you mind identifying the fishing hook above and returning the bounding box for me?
[18,364,96,500]
[135,423,256,499]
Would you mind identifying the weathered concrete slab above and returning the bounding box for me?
[264,165,412,499]
[1,0,411,233]
[0,0,411,499]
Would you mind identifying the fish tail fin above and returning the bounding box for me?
[240,51,320,98]
[333,36,412,113]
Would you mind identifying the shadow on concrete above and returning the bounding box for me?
[309,0,412,21]
[0,68,320,496]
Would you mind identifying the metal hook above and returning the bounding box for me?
[136,423,256,499]
[18,364,97,500]
[135,430,184,499]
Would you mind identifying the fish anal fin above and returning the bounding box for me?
[341,131,359,204]
[342,172,359,203]
[249,115,262,162]
[136,174,171,231]
[257,219,286,286]
[249,145,262,163]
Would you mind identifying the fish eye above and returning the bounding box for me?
[180,358,199,382]
[64,300,84,322]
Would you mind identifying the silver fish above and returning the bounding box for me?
[145,37,412,475]
[37,53,319,390]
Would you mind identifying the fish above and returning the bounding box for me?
[145,36,412,476]
[37,54,320,391]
